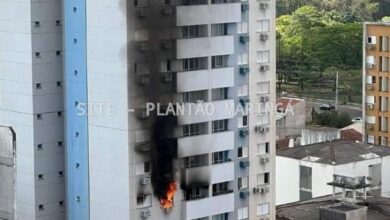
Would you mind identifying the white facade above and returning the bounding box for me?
[0,1,65,220]
[276,155,390,205]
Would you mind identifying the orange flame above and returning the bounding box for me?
[159,181,177,209]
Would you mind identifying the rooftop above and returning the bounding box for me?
[277,196,390,220]
[276,97,304,111]
[277,139,390,165]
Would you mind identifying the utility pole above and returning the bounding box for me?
[336,71,339,110]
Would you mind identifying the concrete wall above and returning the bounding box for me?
[276,156,299,205]
[0,126,15,220]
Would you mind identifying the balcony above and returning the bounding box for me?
[182,162,234,187]
[366,123,375,131]
[177,99,235,125]
[176,3,241,26]
[176,67,234,93]
[178,131,234,158]
[183,193,234,220]
[177,36,234,59]
[366,84,375,91]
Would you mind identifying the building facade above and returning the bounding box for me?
[276,140,390,206]
[65,0,276,219]
[363,23,390,146]
[0,1,66,220]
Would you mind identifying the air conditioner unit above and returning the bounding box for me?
[259,2,269,10]
[161,8,173,16]
[253,187,261,194]
[259,33,269,41]
[140,175,151,185]
[367,124,375,131]
[366,103,374,110]
[239,160,250,168]
[239,98,250,107]
[366,63,375,69]
[140,209,151,218]
[260,185,270,194]
[239,65,250,75]
[161,73,173,82]
[259,156,270,164]
[138,77,150,86]
[259,96,270,103]
[135,142,151,152]
[138,43,148,52]
[260,217,270,220]
[241,3,249,11]
[239,34,250,43]
[239,128,249,137]
[259,64,270,72]
[255,125,269,133]
[136,9,148,18]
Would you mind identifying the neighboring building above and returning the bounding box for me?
[276,195,390,220]
[363,22,390,146]
[0,126,16,220]
[64,1,276,220]
[276,97,306,140]
[276,140,390,205]
[0,1,66,219]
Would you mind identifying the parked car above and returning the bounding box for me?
[319,104,336,111]
[352,117,363,123]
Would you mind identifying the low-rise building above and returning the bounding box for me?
[276,97,306,140]
[276,140,390,205]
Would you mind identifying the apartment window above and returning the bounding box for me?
[211,23,228,36]
[257,172,270,185]
[238,115,248,127]
[37,114,42,120]
[212,213,229,220]
[36,83,42,89]
[183,90,208,103]
[55,20,61,26]
[237,146,248,158]
[212,182,230,196]
[238,84,249,97]
[237,22,248,34]
[182,0,208,5]
[257,81,270,94]
[212,151,229,164]
[136,162,150,175]
[37,144,43,150]
[57,112,63,117]
[38,174,44,180]
[212,119,228,133]
[34,21,40,28]
[183,122,208,137]
[57,81,63,87]
[257,50,270,63]
[212,55,228,68]
[257,114,270,125]
[212,88,228,101]
[184,154,208,168]
[58,141,63,148]
[238,176,248,189]
[185,186,209,200]
[257,203,270,216]
[35,52,41,58]
[237,53,248,65]
[38,204,44,211]
[237,207,248,220]
[194,217,209,220]
[257,142,270,155]
[160,59,171,72]
[182,25,207,38]
[56,50,61,56]
[136,194,152,208]
[183,57,207,71]
[257,20,270,32]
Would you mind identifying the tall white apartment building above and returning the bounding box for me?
[0,1,66,220]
